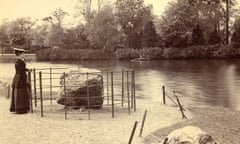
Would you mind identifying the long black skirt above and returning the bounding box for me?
[10,86,30,113]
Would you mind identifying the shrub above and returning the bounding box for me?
[36,48,112,61]
[114,48,139,60]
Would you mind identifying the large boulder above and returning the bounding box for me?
[162,126,218,144]
[57,71,104,109]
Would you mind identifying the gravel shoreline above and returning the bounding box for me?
[0,95,191,144]
[144,106,240,144]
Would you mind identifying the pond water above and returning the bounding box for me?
[1,59,240,111]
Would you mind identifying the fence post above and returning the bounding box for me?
[28,71,33,113]
[87,72,91,120]
[107,70,109,105]
[131,70,134,109]
[63,72,67,120]
[111,71,114,118]
[122,68,124,107]
[127,71,130,115]
[128,121,138,144]
[7,84,10,99]
[50,68,52,105]
[33,69,37,107]
[39,71,43,117]
[139,110,147,137]
[162,86,166,105]
[174,91,187,119]
[133,70,136,112]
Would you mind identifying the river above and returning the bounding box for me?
[1,59,240,111]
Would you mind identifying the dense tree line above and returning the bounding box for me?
[0,0,240,57]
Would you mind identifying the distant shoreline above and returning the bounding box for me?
[0,54,37,61]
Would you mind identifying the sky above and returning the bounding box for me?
[0,0,172,25]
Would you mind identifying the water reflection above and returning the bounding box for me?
[1,59,240,110]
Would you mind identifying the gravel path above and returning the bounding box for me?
[0,96,190,144]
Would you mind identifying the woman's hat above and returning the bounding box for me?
[14,47,26,52]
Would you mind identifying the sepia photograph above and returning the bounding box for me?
[0,0,240,143]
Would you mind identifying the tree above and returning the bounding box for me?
[8,18,35,49]
[51,8,69,27]
[62,25,90,49]
[47,24,64,47]
[231,17,240,48]
[31,24,49,48]
[222,0,236,44]
[142,21,157,47]
[75,0,94,23]
[0,21,11,49]
[158,0,196,47]
[208,27,221,44]
[42,8,68,47]
[84,5,121,51]
[116,0,152,48]
[192,24,204,45]
[157,0,233,47]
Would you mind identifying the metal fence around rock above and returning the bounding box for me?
[28,67,136,120]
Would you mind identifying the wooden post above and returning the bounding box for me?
[107,70,109,104]
[128,121,138,144]
[33,69,37,107]
[39,71,43,117]
[7,84,10,99]
[28,71,33,113]
[63,72,67,120]
[87,72,90,120]
[174,91,187,119]
[133,70,136,112]
[131,70,133,108]
[162,86,166,105]
[139,110,147,137]
[111,71,114,118]
[127,71,130,115]
[50,68,52,105]
[122,68,124,107]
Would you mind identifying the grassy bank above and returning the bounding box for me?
[144,106,240,144]
[36,45,240,61]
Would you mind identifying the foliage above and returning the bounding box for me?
[51,8,69,27]
[47,24,64,47]
[31,24,49,48]
[140,47,163,59]
[114,48,139,60]
[159,0,197,47]
[62,25,90,49]
[8,18,35,48]
[208,27,221,45]
[231,18,240,48]
[0,21,10,49]
[158,0,235,47]
[192,24,204,45]
[75,0,94,23]
[84,5,121,51]
[36,48,112,61]
[142,21,157,47]
[41,8,69,48]
[36,44,240,61]
[116,0,152,48]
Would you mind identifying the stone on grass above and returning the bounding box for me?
[162,126,218,144]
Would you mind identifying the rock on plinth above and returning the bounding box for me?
[57,71,104,109]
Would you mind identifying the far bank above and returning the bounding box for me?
[35,45,240,61]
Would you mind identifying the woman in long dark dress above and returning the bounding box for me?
[10,48,30,114]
